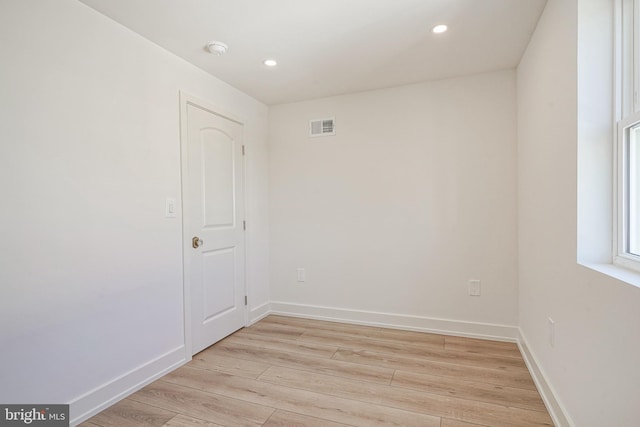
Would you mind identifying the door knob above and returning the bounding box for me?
[192,236,204,248]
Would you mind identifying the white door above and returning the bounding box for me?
[183,102,246,355]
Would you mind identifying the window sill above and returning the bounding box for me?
[580,262,640,289]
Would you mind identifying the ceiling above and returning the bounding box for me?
[79,0,547,105]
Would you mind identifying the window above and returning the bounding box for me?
[615,0,640,270]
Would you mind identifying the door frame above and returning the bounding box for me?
[178,91,249,359]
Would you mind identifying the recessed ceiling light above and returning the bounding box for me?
[207,40,228,55]
[263,59,278,67]
[432,24,448,34]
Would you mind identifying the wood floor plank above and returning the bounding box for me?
[263,410,352,427]
[190,352,270,379]
[392,370,547,412]
[298,329,526,371]
[83,398,175,427]
[297,329,444,356]
[363,326,447,347]
[78,423,103,427]
[162,365,441,427]
[444,336,522,359]
[210,340,394,385]
[332,348,537,390]
[264,315,445,347]
[241,322,306,340]
[261,315,384,336]
[441,419,487,427]
[227,329,339,358]
[128,380,274,427]
[258,365,553,427]
[161,414,223,427]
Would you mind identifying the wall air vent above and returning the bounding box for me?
[309,117,335,137]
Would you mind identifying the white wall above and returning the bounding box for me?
[269,70,518,334]
[0,0,269,423]
[518,0,640,425]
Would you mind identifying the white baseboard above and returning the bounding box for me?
[517,330,574,427]
[269,301,519,342]
[69,345,187,426]
[248,301,271,325]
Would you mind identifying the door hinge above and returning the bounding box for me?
[244,295,248,306]
[243,220,246,230]
[242,145,245,156]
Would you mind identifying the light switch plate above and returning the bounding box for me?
[165,198,177,218]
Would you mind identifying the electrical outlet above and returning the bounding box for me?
[296,268,306,282]
[548,317,555,347]
[468,279,481,296]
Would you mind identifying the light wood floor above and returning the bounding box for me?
[80,315,554,427]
